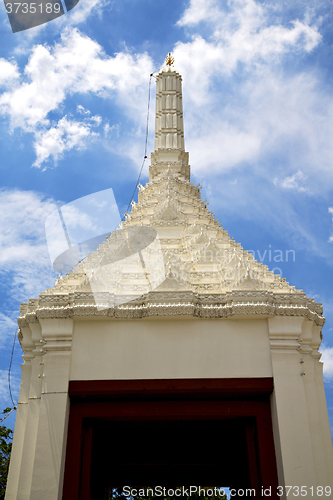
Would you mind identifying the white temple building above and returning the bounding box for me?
[5,56,333,499]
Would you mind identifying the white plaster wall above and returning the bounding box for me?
[70,317,273,381]
[6,314,333,499]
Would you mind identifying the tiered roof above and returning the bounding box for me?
[18,61,324,327]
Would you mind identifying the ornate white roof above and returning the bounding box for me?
[18,61,324,327]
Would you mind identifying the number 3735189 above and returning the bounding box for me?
[277,486,331,496]
[5,3,61,14]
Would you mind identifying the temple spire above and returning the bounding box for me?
[149,54,190,181]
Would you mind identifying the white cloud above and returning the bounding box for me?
[274,170,308,192]
[90,115,102,126]
[77,104,90,115]
[182,67,333,188]
[103,122,118,137]
[0,189,58,300]
[177,0,222,26]
[2,28,153,129]
[0,59,20,87]
[321,345,333,380]
[33,116,98,168]
[0,28,153,167]
[175,0,321,89]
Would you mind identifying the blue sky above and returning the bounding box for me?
[0,0,333,436]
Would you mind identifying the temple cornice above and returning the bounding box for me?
[18,290,324,326]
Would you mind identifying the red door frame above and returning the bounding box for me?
[62,378,279,499]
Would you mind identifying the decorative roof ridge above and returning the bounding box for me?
[17,289,325,331]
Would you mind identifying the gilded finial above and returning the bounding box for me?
[165,52,175,66]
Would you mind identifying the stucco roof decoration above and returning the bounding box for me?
[18,61,325,327]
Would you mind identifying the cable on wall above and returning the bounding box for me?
[2,326,18,422]
[120,68,159,223]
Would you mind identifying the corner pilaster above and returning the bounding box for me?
[29,318,73,500]
[268,316,332,491]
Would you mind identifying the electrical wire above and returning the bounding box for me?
[7,326,18,413]
[121,69,157,223]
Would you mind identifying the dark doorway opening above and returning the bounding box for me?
[88,418,255,496]
[62,379,279,500]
